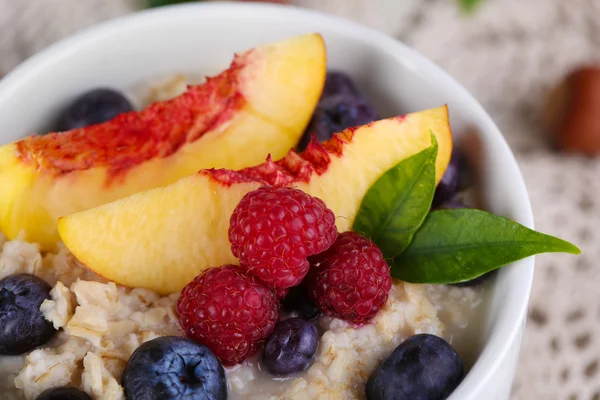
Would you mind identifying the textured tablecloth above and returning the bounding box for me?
[1,1,599,399]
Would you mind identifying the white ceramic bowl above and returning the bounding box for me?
[0,2,534,399]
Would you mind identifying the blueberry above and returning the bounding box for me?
[121,336,226,400]
[298,71,379,151]
[366,334,464,400]
[36,387,92,400]
[451,270,497,287]
[432,149,477,208]
[262,317,319,376]
[432,150,461,207]
[281,285,320,320]
[55,88,133,132]
[0,274,56,355]
[321,71,361,97]
[455,149,475,192]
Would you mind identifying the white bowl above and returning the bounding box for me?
[0,2,534,399]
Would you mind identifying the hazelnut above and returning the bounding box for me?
[543,66,600,156]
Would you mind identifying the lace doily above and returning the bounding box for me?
[1,0,599,398]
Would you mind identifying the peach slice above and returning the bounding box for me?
[58,106,452,294]
[0,33,326,250]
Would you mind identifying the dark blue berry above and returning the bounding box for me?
[452,270,497,287]
[455,150,474,192]
[0,274,56,355]
[121,336,226,400]
[366,334,464,400]
[55,88,133,132]
[432,149,477,208]
[36,387,92,400]
[281,285,320,320]
[262,317,319,376]
[321,71,361,98]
[298,71,379,151]
[432,150,461,207]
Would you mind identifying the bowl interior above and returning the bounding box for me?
[0,3,533,399]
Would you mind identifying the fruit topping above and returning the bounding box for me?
[58,107,452,294]
[365,334,464,400]
[176,265,279,366]
[281,285,320,320]
[0,33,326,250]
[121,336,227,400]
[262,317,319,376]
[229,186,338,289]
[322,70,362,97]
[0,274,56,355]
[298,71,379,151]
[432,149,460,207]
[274,286,290,300]
[36,387,92,400]
[55,88,134,132]
[454,150,474,193]
[306,232,392,324]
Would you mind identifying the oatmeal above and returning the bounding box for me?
[0,234,181,399]
[0,233,483,399]
[228,283,444,400]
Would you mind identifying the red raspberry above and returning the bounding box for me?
[274,287,289,300]
[229,186,338,289]
[176,265,279,366]
[306,232,392,324]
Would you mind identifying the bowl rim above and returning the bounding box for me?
[0,2,534,398]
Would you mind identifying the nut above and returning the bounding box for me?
[543,66,600,156]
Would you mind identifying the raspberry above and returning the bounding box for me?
[176,265,279,366]
[229,186,338,288]
[306,232,392,324]
[274,287,289,300]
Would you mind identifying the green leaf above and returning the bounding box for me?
[146,0,198,8]
[390,208,581,284]
[459,0,484,13]
[353,132,438,258]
